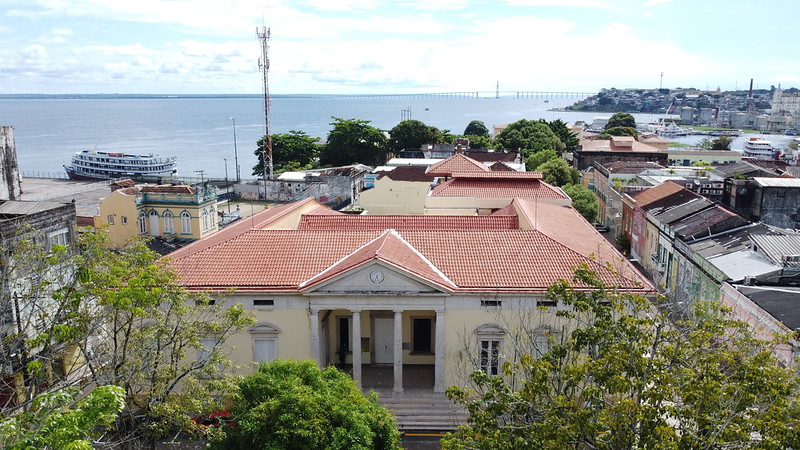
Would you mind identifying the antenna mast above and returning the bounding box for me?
[257,26,273,182]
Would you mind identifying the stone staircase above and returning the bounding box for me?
[375,390,468,431]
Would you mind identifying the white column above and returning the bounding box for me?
[310,309,320,367]
[351,310,362,388]
[393,310,404,395]
[434,309,446,394]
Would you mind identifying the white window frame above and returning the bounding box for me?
[163,210,174,234]
[138,211,147,234]
[180,211,191,234]
[250,322,281,364]
[475,323,504,377]
[107,214,114,225]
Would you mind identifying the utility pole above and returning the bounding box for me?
[223,158,231,213]
[230,117,240,182]
[194,170,205,185]
[257,26,273,186]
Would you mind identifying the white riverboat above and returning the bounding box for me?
[64,150,177,181]
[741,138,775,160]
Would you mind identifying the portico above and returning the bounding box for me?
[309,304,447,395]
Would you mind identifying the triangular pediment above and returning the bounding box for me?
[299,230,455,294]
[302,260,451,295]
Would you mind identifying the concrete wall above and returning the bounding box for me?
[95,190,140,248]
[358,178,430,215]
[758,187,800,229]
[0,126,22,201]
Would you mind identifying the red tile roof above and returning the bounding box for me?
[167,198,334,259]
[430,178,567,199]
[426,154,489,176]
[298,214,520,231]
[489,161,516,171]
[449,171,542,180]
[141,185,195,194]
[170,229,650,293]
[384,165,435,182]
[511,199,648,285]
[630,181,686,207]
[300,230,456,291]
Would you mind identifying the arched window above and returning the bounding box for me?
[163,211,174,234]
[138,211,147,234]
[181,211,191,234]
[208,206,216,230]
[201,209,209,232]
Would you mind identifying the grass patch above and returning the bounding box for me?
[669,142,692,148]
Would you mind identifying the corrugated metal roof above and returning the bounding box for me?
[750,234,800,267]
[754,177,800,188]
[0,200,70,217]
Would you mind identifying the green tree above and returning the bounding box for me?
[495,119,564,157]
[604,112,636,130]
[544,119,579,153]
[535,158,579,187]
[214,360,401,450]
[319,117,388,167]
[599,126,638,139]
[710,135,733,150]
[0,385,125,450]
[562,183,598,222]
[462,134,493,149]
[442,268,800,449]
[463,120,489,137]
[388,120,444,154]
[0,231,255,446]
[253,130,320,175]
[525,149,559,172]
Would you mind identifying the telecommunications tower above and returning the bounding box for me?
[257,26,273,181]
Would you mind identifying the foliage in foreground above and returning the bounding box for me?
[213,360,401,450]
[0,231,255,446]
[0,385,125,450]
[442,267,800,449]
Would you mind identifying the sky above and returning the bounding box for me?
[1,0,799,95]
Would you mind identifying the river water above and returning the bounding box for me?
[0,96,794,179]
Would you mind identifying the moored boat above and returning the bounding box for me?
[741,138,775,160]
[64,150,177,181]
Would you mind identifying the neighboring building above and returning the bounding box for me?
[668,150,741,167]
[358,166,434,215]
[592,161,664,234]
[723,177,800,229]
[168,196,652,429]
[721,283,800,368]
[1,199,76,407]
[94,183,219,248]
[424,159,569,215]
[573,136,668,171]
[771,85,800,116]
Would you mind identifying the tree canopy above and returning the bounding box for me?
[0,231,255,447]
[604,112,636,130]
[0,385,125,450]
[319,117,388,167]
[599,126,639,139]
[463,120,490,137]
[387,120,445,154]
[495,119,564,157]
[213,360,401,450]
[253,130,320,175]
[544,119,578,153]
[562,183,598,222]
[699,135,733,150]
[535,158,579,187]
[442,267,800,449]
